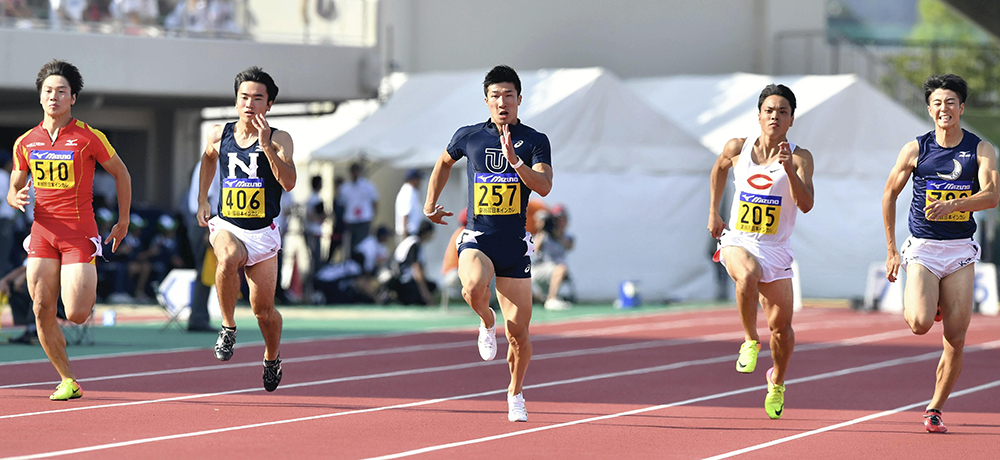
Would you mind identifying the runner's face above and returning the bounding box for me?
[39,75,76,118]
[927,88,963,130]
[757,95,793,137]
[485,83,521,126]
[236,81,272,122]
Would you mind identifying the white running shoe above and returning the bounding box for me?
[478,308,497,361]
[508,393,528,422]
[544,298,572,311]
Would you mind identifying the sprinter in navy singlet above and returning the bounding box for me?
[883,74,999,433]
[197,67,296,392]
[424,66,553,422]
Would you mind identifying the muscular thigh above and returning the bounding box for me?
[495,276,532,329]
[60,263,98,315]
[720,246,761,281]
[758,278,793,326]
[939,264,974,338]
[27,257,61,306]
[245,256,278,311]
[459,248,495,289]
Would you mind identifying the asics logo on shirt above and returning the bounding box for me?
[514,140,523,148]
[937,159,962,181]
[227,151,260,179]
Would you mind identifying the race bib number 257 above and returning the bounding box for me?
[474,173,520,215]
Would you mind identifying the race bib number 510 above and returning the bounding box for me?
[474,173,520,215]
[30,150,75,189]
[222,178,265,218]
[735,192,781,235]
[926,180,972,222]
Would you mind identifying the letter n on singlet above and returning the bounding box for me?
[228,152,260,179]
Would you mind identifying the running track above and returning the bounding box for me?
[2,307,1000,459]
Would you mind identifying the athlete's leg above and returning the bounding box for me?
[495,276,533,396]
[210,229,249,328]
[245,256,282,361]
[903,264,939,335]
[758,278,795,385]
[928,264,974,411]
[59,263,98,323]
[28,258,74,380]
[458,249,497,328]
[720,246,763,342]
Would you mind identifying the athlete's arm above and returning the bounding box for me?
[6,169,30,212]
[882,140,918,282]
[197,124,223,227]
[101,154,132,253]
[424,151,457,224]
[253,113,296,192]
[784,145,815,213]
[501,124,552,196]
[707,138,744,239]
[924,140,1000,219]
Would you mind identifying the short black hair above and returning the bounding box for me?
[311,175,323,191]
[923,74,968,105]
[483,65,521,96]
[36,60,84,96]
[418,220,435,238]
[234,66,279,102]
[758,84,796,117]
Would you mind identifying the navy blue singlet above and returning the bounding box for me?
[217,122,284,230]
[908,129,981,240]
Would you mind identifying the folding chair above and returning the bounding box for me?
[156,269,197,331]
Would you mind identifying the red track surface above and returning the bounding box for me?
[2,307,1000,459]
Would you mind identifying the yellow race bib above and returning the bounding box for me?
[474,173,521,215]
[925,180,972,222]
[30,151,75,189]
[735,192,782,235]
[221,178,265,218]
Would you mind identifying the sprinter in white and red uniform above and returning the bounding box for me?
[424,65,553,423]
[883,74,999,433]
[708,84,815,420]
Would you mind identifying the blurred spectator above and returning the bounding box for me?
[165,0,210,33]
[123,213,152,302]
[525,198,547,235]
[1,0,34,19]
[206,0,238,34]
[340,162,378,258]
[93,167,117,211]
[395,168,425,239]
[304,175,325,288]
[532,204,574,310]
[354,225,390,275]
[49,0,88,28]
[326,175,345,263]
[140,214,185,294]
[388,220,437,305]
[0,159,15,276]
[183,160,219,331]
[110,0,158,27]
[273,189,294,304]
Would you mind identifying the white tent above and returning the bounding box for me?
[313,68,720,302]
[629,73,932,298]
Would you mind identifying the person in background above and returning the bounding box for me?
[339,162,378,258]
[395,169,425,239]
[532,205,574,310]
[390,221,437,305]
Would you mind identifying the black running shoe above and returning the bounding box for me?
[263,355,282,392]
[214,328,237,361]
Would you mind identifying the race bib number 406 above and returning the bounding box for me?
[30,150,75,189]
[474,173,520,215]
[222,178,265,218]
[926,180,972,222]
[735,192,781,235]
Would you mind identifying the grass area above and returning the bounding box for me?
[0,302,726,364]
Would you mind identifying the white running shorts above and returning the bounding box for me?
[899,236,980,279]
[208,216,281,266]
[718,231,794,283]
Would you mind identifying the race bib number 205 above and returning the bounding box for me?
[30,150,75,189]
[222,178,265,218]
[474,173,520,215]
[735,192,781,235]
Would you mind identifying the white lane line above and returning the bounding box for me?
[0,306,740,367]
[362,339,1000,460]
[1,330,968,460]
[702,378,1000,460]
[0,314,891,391]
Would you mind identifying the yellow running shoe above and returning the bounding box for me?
[764,367,784,419]
[50,378,82,401]
[736,340,760,373]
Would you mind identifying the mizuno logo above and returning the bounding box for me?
[958,151,972,157]
[514,140,523,148]
[937,159,962,180]
[64,139,78,146]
